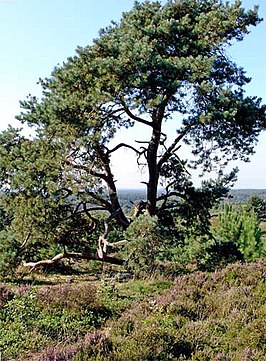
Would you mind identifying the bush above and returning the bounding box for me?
[197,240,244,272]
[0,283,113,359]
[123,215,162,277]
[214,204,265,261]
[104,261,266,361]
[0,229,21,277]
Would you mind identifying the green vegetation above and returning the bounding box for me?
[0,0,265,274]
[0,261,265,360]
[0,0,265,358]
[1,196,265,359]
[214,203,265,261]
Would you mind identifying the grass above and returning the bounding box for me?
[0,260,265,360]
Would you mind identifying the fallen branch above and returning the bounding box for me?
[22,250,125,272]
[97,235,127,258]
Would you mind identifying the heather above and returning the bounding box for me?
[106,261,266,361]
[0,260,265,360]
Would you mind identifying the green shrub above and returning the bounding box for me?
[103,261,266,361]
[214,204,264,261]
[0,292,45,358]
[0,229,21,277]
[123,215,162,277]
[197,240,244,271]
[2,261,265,360]
[0,283,113,359]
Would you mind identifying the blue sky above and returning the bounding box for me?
[0,0,265,189]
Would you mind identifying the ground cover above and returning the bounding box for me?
[0,260,265,360]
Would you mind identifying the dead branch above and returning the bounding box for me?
[175,154,191,176]
[135,140,150,144]
[22,250,125,272]
[97,211,129,259]
[97,235,127,258]
[20,227,32,250]
[107,143,141,155]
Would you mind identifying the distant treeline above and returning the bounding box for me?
[118,189,147,209]
[228,189,266,203]
[117,188,266,208]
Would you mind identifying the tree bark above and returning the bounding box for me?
[22,251,125,271]
[96,146,130,229]
[146,110,164,215]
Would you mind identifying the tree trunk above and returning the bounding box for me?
[147,117,162,215]
[97,146,130,229]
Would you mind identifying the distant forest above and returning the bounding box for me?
[117,189,266,209]
[228,189,266,203]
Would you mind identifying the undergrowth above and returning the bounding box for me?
[0,260,265,360]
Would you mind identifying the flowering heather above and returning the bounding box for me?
[1,260,265,360]
[37,283,98,310]
[105,260,266,360]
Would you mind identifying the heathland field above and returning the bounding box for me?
[0,260,265,360]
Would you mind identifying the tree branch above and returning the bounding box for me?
[157,191,184,203]
[157,125,192,171]
[22,250,125,272]
[120,99,153,127]
[66,161,108,181]
[97,211,129,258]
[107,143,141,155]
[97,235,128,258]
[20,229,32,250]
[80,190,112,212]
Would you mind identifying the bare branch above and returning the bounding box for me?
[157,191,184,202]
[135,140,150,144]
[108,143,141,155]
[84,206,107,213]
[66,161,108,181]
[81,190,112,212]
[101,106,125,119]
[22,250,125,272]
[140,181,148,185]
[102,209,124,238]
[157,187,186,212]
[176,153,191,176]
[120,99,153,127]
[97,210,129,258]
[98,235,127,258]
[20,229,32,250]
[157,124,192,171]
